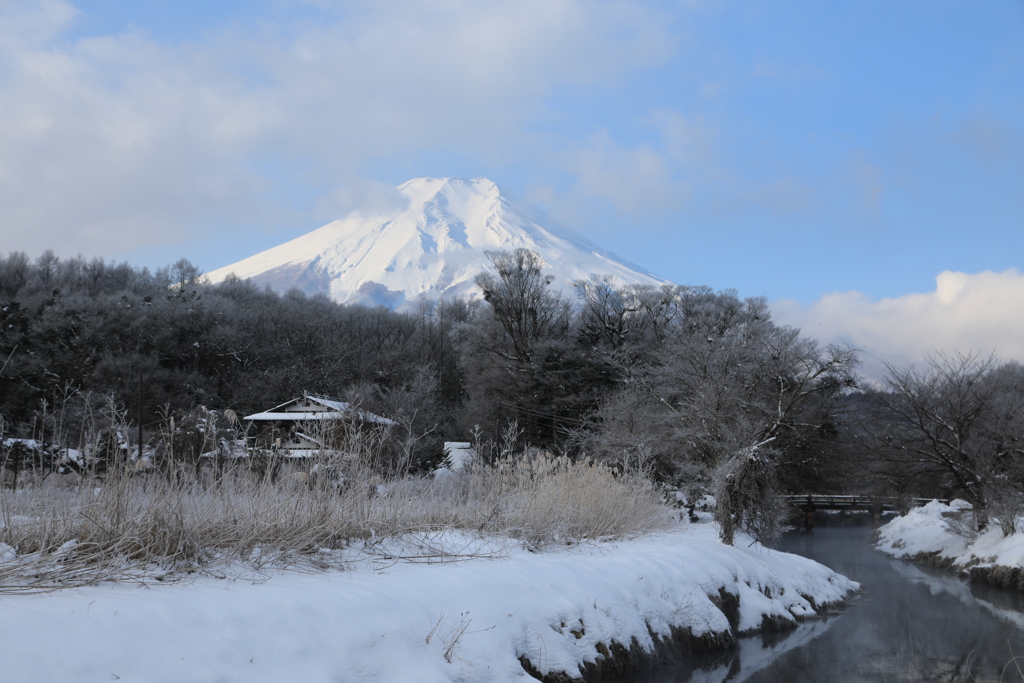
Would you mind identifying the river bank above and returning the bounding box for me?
[619,525,1024,682]
[875,499,1024,591]
[0,523,855,682]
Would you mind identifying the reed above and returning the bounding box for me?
[0,438,672,592]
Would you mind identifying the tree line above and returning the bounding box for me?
[1,248,1022,542]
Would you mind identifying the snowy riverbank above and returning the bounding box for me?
[0,524,856,683]
[876,500,1024,590]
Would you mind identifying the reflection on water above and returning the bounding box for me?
[621,527,1024,683]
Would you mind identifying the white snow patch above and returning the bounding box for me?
[0,543,15,563]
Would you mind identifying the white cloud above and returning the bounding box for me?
[848,154,883,214]
[557,111,721,220]
[657,110,716,167]
[949,113,1022,167]
[773,269,1024,380]
[0,0,672,260]
[569,129,681,213]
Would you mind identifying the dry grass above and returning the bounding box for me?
[0,446,673,592]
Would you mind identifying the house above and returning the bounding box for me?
[242,395,394,457]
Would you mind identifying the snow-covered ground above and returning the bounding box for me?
[876,500,1024,574]
[0,525,855,683]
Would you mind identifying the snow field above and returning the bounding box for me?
[0,525,856,683]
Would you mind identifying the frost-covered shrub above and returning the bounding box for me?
[940,501,979,540]
[713,445,785,546]
[988,490,1024,536]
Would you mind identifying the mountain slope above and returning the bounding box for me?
[206,177,669,308]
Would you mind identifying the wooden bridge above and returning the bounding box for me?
[783,494,950,530]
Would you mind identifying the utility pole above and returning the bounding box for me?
[138,372,144,462]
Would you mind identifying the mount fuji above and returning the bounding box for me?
[206,177,669,309]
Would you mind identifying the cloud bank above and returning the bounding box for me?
[773,269,1024,379]
[0,0,671,259]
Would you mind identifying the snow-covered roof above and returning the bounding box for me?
[292,431,325,445]
[3,438,42,449]
[243,395,394,426]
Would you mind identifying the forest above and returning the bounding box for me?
[1,248,1023,547]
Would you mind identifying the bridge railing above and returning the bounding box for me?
[782,494,950,512]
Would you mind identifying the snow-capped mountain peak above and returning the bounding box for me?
[206,177,668,308]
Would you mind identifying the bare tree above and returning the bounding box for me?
[167,258,205,293]
[575,276,637,350]
[461,249,576,444]
[474,249,569,365]
[870,352,1024,532]
[588,286,858,545]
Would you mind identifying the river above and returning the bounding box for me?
[623,524,1024,682]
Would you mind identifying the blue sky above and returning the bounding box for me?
[2,0,1023,370]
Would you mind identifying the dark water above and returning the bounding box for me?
[627,526,1024,683]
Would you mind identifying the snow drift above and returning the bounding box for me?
[205,177,669,309]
